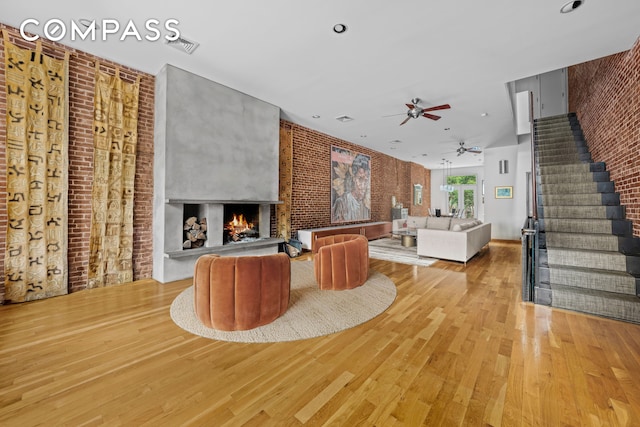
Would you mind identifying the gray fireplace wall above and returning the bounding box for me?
[153,64,281,283]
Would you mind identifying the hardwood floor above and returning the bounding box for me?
[2,241,640,426]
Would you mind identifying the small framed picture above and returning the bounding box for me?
[495,186,513,199]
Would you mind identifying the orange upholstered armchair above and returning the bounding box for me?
[312,234,369,290]
[193,253,290,331]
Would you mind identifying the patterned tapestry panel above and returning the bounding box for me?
[88,66,139,288]
[277,128,293,240]
[3,36,69,302]
[331,146,371,223]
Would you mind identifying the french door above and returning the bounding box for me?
[447,185,476,218]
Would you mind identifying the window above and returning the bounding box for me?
[446,175,477,218]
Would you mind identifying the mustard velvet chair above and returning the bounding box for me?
[312,234,369,290]
[193,253,290,331]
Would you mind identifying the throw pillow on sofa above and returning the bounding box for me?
[451,219,482,231]
[427,217,451,230]
[406,215,427,230]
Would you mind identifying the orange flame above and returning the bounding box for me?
[226,213,253,233]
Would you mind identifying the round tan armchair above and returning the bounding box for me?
[312,234,369,290]
[193,253,290,331]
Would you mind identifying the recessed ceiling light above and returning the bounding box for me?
[335,115,354,122]
[422,153,428,157]
[360,135,367,138]
[481,112,489,117]
[444,127,450,131]
[389,139,402,144]
[333,23,348,34]
[312,115,320,118]
[560,0,584,13]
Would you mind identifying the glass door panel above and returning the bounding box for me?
[448,189,459,214]
[463,189,475,218]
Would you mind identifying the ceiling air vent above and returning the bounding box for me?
[335,115,354,123]
[166,36,200,55]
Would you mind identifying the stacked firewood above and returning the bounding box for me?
[183,217,207,249]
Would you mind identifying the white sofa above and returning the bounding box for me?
[392,216,491,263]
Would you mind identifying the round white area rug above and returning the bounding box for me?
[170,260,396,343]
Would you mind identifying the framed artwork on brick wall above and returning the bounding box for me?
[330,146,371,223]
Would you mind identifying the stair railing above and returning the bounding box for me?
[521,91,538,302]
[521,217,538,302]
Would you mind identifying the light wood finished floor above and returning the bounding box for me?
[2,241,640,426]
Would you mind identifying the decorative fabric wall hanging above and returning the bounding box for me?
[3,34,69,302]
[276,127,293,240]
[331,146,371,223]
[87,64,140,288]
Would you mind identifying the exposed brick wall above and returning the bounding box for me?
[569,36,640,236]
[0,24,154,301]
[282,120,431,239]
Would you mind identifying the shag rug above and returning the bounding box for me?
[368,237,437,267]
[170,260,396,343]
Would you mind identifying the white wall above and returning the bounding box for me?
[483,144,532,240]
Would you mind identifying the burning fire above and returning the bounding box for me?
[226,213,253,234]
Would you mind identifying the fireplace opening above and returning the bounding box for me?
[223,204,260,244]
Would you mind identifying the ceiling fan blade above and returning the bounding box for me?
[422,113,441,121]
[399,116,411,126]
[382,112,407,117]
[405,103,416,109]
[467,147,483,153]
[421,104,451,112]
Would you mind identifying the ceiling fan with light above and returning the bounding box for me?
[455,140,482,156]
[398,98,451,126]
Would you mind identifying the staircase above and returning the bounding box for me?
[535,113,640,323]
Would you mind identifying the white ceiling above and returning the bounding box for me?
[4,1,640,169]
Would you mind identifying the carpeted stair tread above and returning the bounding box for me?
[541,218,628,235]
[537,163,592,174]
[536,129,577,137]
[540,172,609,184]
[536,141,587,153]
[542,264,637,295]
[540,192,619,206]
[540,181,614,194]
[545,247,627,272]
[537,159,590,167]
[536,135,584,144]
[539,162,606,175]
[537,146,589,156]
[545,231,619,251]
[537,153,592,165]
[537,153,583,163]
[540,205,625,219]
[551,284,640,324]
[537,148,585,158]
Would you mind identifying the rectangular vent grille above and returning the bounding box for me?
[167,36,200,55]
